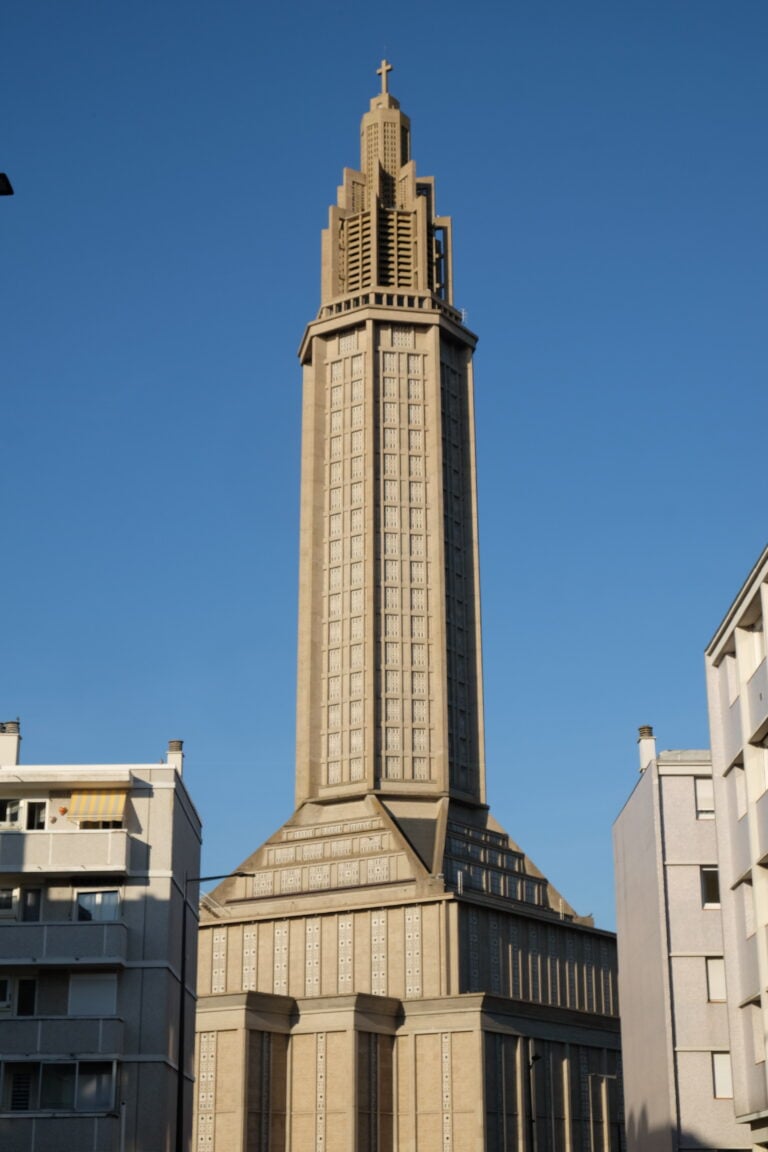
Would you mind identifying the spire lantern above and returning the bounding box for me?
[319,61,453,305]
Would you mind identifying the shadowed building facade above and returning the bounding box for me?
[194,64,623,1152]
[614,732,750,1151]
[0,725,201,1152]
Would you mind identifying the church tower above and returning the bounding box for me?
[295,59,483,810]
[194,66,623,1152]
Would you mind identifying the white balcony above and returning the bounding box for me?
[0,829,128,874]
[747,658,768,744]
[0,922,128,965]
[722,696,743,769]
[726,815,752,886]
[755,789,768,866]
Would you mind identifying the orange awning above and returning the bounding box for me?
[68,791,127,821]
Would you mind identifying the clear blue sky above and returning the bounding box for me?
[3,2,766,929]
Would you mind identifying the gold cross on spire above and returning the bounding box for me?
[377,59,393,95]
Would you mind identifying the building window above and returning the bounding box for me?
[76,890,119,922]
[3,1063,39,1111]
[0,888,14,917]
[20,889,41,923]
[0,978,37,1019]
[0,799,20,827]
[706,957,726,1002]
[695,777,715,819]
[701,867,720,908]
[712,1052,733,1098]
[41,1063,77,1109]
[25,802,46,830]
[0,1060,115,1113]
[78,1062,115,1110]
[16,980,36,1017]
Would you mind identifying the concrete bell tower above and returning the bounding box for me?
[295,58,483,811]
[194,65,623,1152]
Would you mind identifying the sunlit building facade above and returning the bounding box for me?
[706,546,768,1148]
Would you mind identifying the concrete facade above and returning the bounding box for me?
[706,546,768,1148]
[0,722,202,1152]
[614,732,749,1151]
[194,64,623,1151]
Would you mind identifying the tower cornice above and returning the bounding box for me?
[298,296,477,365]
[319,65,453,306]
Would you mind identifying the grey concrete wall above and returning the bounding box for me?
[614,765,675,1152]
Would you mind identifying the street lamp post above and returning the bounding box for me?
[175,871,252,1152]
[526,1043,542,1152]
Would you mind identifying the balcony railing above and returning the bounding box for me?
[0,921,128,965]
[0,829,128,874]
[747,658,768,744]
[722,696,743,769]
[0,1015,123,1055]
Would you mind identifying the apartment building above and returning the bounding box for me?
[614,730,749,1151]
[706,545,768,1147]
[0,720,201,1152]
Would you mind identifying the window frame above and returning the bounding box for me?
[0,887,43,923]
[0,1060,116,1114]
[694,777,715,820]
[0,887,15,918]
[701,866,721,908]
[712,1051,734,1099]
[16,978,37,1017]
[75,889,120,923]
[706,956,727,1002]
[0,977,36,1016]
[0,798,48,830]
[40,1062,76,1110]
[20,888,42,923]
[25,800,47,830]
[0,798,20,828]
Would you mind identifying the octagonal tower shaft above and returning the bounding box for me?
[296,70,485,808]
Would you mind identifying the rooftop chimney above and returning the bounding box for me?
[167,739,184,775]
[637,725,656,773]
[0,720,21,767]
